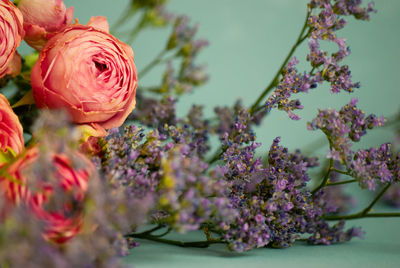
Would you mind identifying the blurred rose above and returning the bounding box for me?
[32,23,138,129]
[0,146,94,243]
[0,94,24,159]
[0,0,24,78]
[17,0,74,50]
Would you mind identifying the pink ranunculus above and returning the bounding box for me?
[0,0,24,79]
[31,22,138,130]
[17,0,74,50]
[0,94,24,159]
[0,146,94,243]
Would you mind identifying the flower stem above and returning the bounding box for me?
[324,183,394,221]
[126,13,147,44]
[361,183,392,215]
[138,50,167,78]
[126,232,226,248]
[330,168,352,176]
[111,5,137,34]
[249,11,310,114]
[325,179,356,187]
[311,157,333,195]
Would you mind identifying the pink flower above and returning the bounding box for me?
[0,146,94,243]
[0,94,24,159]
[17,0,74,50]
[0,0,24,78]
[31,22,138,129]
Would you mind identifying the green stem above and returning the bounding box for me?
[138,50,167,78]
[330,168,352,176]
[324,183,393,221]
[361,183,392,215]
[136,224,166,235]
[249,11,310,114]
[126,13,147,44]
[126,233,225,248]
[152,227,172,238]
[311,157,333,195]
[110,5,137,34]
[325,212,400,221]
[207,149,224,164]
[325,179,356,187]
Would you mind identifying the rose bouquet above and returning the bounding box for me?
[0,0,399,267]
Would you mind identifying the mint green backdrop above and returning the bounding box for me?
[64,1,399,267]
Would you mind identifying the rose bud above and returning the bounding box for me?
[0,94,24,161]
[17,0,74,50]
[0,146,94,243]
[0,0,24,78]
[31,22,137,129]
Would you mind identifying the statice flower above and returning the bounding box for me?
[102,125,164,198]
[309,0,376,21]
[167,16,198,51]
[308,99,399,190]
[215,134,363,250]
[333,0,376,20]
[220,102,256,144]
[352,144,400,190]
[306,1,376,93]
[130,92,177,128]
[265,57,317,120]
[177,105,211,157]
[158,145,235,232]
[308,220,364,245]
[308,98,384,166]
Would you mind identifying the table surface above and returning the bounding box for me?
[124,211,400,268]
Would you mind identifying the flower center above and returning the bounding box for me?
[93,60,107,72]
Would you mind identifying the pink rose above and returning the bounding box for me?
[31,22,138,129]
[0,0,24,78]
[17,0,74,50]
[0,146,94,243]
[0,94,24,159]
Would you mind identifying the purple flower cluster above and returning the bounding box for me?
[306,1,375,94]
[158,146,235,232]
[215,135,364,251]
[167,16,198,50]
[308,220,364,245]
[162,17,209,95]
[265,57,317,120]
[102,124,233,234]
[308,99,400,190]
[264,1,376,120]
[308,98,384,165]
[130,93,177,128]
[352,144,400,190]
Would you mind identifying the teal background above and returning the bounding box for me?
[64,0,400,267]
